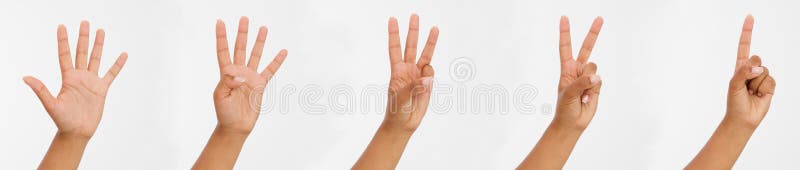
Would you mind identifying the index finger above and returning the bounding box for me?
[216,19,232,69]
[576,17,603,64]
[57,25,74,73]
[737,15,754,67]
[417,27,439,69]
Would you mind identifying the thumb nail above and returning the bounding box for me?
[590,75,601,84]
[581,95,590,103]
[751,67,764,74]
[234,77,246,83]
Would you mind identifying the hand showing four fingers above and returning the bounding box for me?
[213,17,288,135]
[24,21,128,138]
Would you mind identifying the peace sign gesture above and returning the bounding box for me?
[553,16,603,130]
[517,16,605,169]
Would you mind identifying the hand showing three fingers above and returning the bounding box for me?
[353,14,440,170]
[213,17,288,135]
[24,21,128,139]
[554,16,604,130]
[726,15,776,128]
[382,14,439,133]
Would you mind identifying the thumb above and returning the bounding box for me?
[221,67,247,89]
[562,75,600,101]
[413,64,435,95]
[222,75,247,89]
[730,65,763,92]
[23,76,55,108]
[410,65,435,130]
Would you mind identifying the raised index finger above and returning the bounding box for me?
[57,25,74,73]
[736,15,754,67]
[216,19,232,69]
[576,17,603,64]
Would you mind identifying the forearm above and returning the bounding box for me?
[517,121,584,170]
[686,116,756,170]
[39,132,91,170]
[193,126,250,170]
[353,123,414,170]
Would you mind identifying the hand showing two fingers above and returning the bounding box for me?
[553,16,604,130]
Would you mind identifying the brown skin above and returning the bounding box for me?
[24,21,128,169]
[193,16,288,170]
[686,14,776,170]
[517,16,603,170]
[352,14,439,170]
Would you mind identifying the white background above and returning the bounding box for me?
[1,0,798,169]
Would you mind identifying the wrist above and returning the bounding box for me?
[54,132,92,143]
[721,115,759,131]
[377,123,415,138]
[550,118,589,133]
[56,131,93,142]
[214,125,253,137]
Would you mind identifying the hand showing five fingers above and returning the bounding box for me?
[554,16,604,130]
[383,14,439,133]
[726,15,776,128]
[213,17,288,135]
[24,21,128,138]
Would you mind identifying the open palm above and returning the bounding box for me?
[383,14,439,132]
[24,21,128,138]
[554,16,603,129]
[726,15,776,127]
[213,17,288,134]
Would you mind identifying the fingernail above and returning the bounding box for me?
[757,92,763,97]
[234,77,246,82]
[581,95,590,103]
[421,77,433,87]
[590,75,601,84]
[751,67,764,74]
[749,90,754,95]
